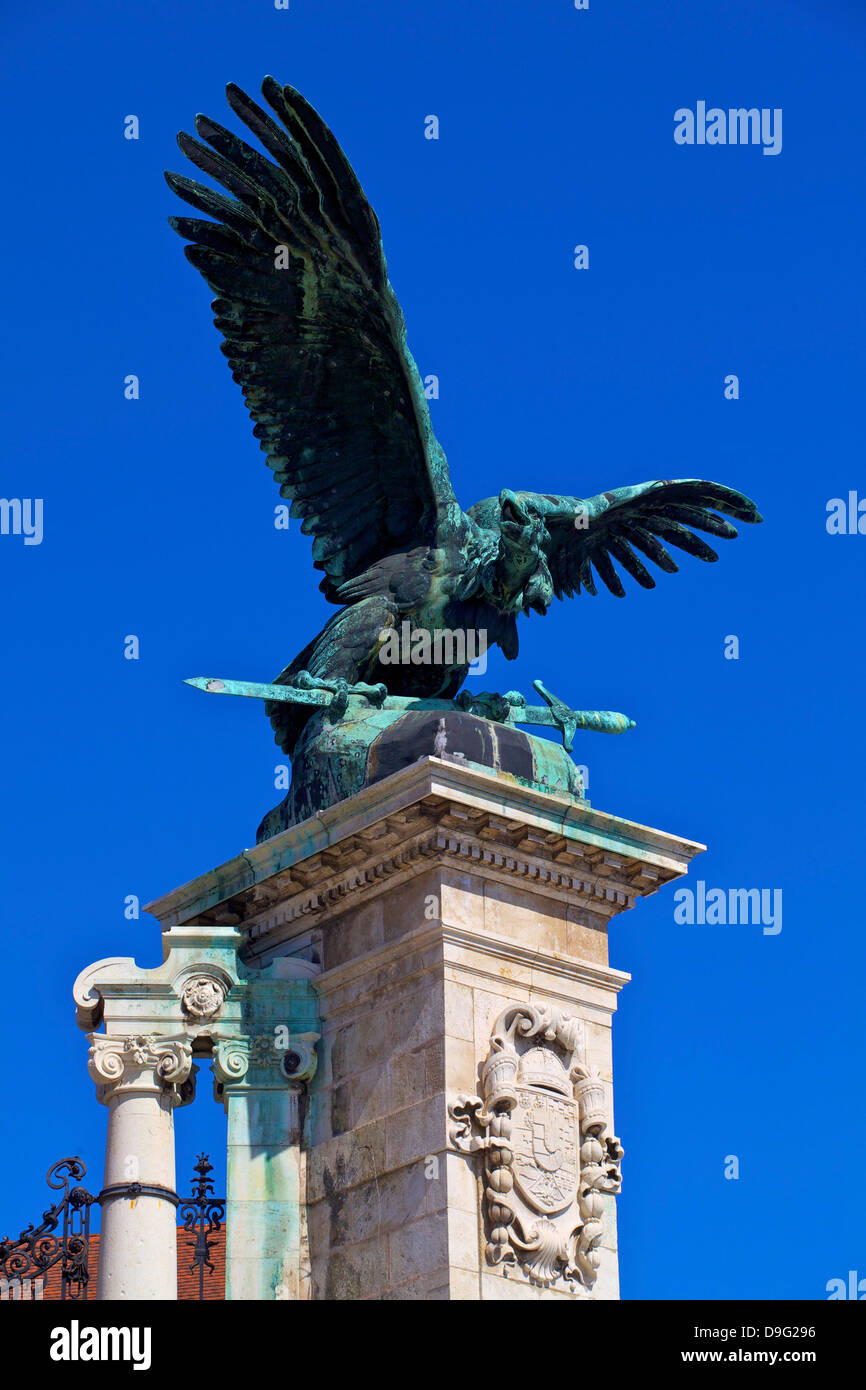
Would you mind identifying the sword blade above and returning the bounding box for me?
[184,677,334,707]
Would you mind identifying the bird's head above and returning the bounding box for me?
[487,489,554,615]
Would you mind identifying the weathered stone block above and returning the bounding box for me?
[389,1213,450,1285]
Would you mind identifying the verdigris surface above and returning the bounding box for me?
[168,79,761,829]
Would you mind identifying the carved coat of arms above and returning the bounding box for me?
[449,1004,623,1291]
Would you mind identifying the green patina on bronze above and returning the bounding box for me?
[183,676,635,748]
[168,79,762,836]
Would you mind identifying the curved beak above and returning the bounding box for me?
[499,489,530,526]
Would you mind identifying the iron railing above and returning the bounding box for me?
[0,1154,225,1300]
[0,1158,97,1300]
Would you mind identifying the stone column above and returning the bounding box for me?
[214,1032,318,1300]
[88,1034,194,1301]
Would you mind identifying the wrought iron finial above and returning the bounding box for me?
[178,1153,225,1300]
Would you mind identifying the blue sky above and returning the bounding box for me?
[2,0,864,1299]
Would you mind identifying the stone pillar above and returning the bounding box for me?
[75,924,320,1302]
[88,1035,194,1301]
[144,757,704,1301]
[301,853,634,1301]
[214,1033,318,1300]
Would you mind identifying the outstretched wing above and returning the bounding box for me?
[167,78,455,602]
[516,480,762,599]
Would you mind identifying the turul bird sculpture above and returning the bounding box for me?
[168,78,761,772]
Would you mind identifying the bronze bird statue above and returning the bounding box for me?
[168,78,762,762]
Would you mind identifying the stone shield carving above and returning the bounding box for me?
[449,1003,623,1291]
[511,1078,579,1216]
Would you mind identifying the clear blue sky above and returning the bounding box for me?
[2,0,864,1300]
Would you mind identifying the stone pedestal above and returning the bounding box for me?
[146,755,703,1300]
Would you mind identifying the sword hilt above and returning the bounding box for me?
[532,680,579,752]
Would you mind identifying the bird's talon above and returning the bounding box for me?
[327,678,350,721]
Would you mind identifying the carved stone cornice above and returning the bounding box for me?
[145,760,704,943]
[236,804,694,953]
[87,1034,195,1107]
[241,819,646,947]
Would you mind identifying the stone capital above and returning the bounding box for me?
[212,1032,319,1102]
[87,1033,196,1107]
